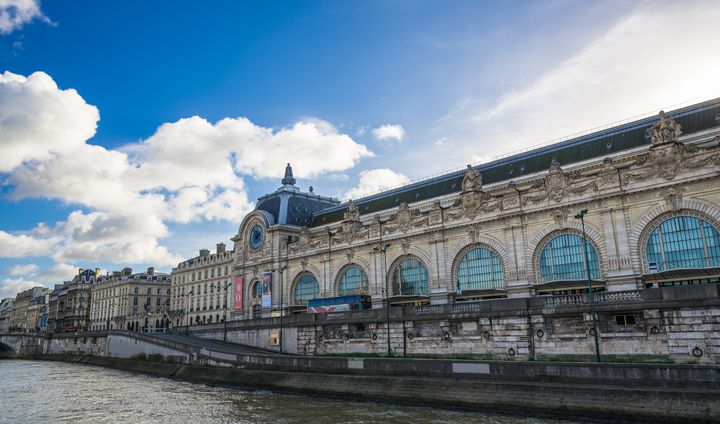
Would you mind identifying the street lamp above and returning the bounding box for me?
[223,282,232,342]
[185,290,194,336]
[373,243,392,356]
[575,209,601,362]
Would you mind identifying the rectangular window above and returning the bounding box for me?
[615,314,636,326]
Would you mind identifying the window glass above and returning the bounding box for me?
[647,215,720,272]
[338,266,368,296]
[539,233,600,282]
[391,258,429,296]
[294,274,320,305]
[457,247,504,291]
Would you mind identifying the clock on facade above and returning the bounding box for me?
[249,225,264,250]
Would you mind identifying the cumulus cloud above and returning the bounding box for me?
[34,262,77,284]
[0,277,40,298]
[0,228,57,258]
[0,0,50,35]
[0,71,99,172]
[7,263,38,276]
[0,71,375,267]
[345,168,410,200]
[372,124,405,142]
[435,1,720,166]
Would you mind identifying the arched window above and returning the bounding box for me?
[293,273,319,305]
[538,233,600,282]
[456,247,504,291]
[391,258,429,296]
[338,266,368,296]
[646,215,720,272]
[251,281,262,298]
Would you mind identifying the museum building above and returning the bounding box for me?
[172,98,720,327]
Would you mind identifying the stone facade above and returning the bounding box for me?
[0,298,13,332]
[170,244,234,327]
[229,107,720,314]
[8,287,50,333]
[89,267,171,332]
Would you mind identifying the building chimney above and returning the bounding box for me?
[216,243,226,255]
[147,267,155,275]
[199,249,210,258]
[122,267,132,276]
[78,268,84,276]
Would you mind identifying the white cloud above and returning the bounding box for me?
[0,277,40,299]
[345,168,410,200]
[0,0,50,34]
[7,263,38,276]
[0,71,98,172]
[436,1,720,166]
[34,262,77,284]
[0,71,376,267]
[0,229,56,258]
[372,124,406,142]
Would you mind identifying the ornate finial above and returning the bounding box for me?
[282,163,296,186]
[648,111,682,145]
[309,186,314,193]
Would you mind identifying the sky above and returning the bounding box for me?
[1,0,720,298]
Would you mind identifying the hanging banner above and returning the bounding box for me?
[233,276,244,310]
[261,271,273,309]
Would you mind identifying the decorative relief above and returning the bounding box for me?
[663,187,684,211]
[523,160,598,206]
[553,208,568,226]
[427,201,443,225]
[344,248,355,263]
[597,157,620,189]
[383,202,428,234]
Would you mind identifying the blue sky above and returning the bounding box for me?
[1,0,719,298]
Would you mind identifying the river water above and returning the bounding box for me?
[0,360,569,424]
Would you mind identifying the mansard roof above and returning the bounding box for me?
[309,97,720,227]
[255,163,340,227]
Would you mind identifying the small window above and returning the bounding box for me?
[615,314,636,326]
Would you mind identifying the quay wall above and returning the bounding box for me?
[185,284,720,363]
[19,354,720,424]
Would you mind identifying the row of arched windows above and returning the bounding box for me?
[247,213,720,306]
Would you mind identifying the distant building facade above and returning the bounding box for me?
[8,287,50,332]
[89,267,171,332]
[170,244,234,327]
[47,269,98,333]
[0,298,14,332]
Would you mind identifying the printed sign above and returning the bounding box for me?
[233,276,244,310]
[262,294,272,309]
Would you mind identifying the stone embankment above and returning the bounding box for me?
[18,353,720,424]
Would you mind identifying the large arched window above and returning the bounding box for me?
[538,233,601,282]
[293,273,320,304]
[338,266,368,296]
[456,247,504,291]
[646,215,720,272]
[391,258,429,296]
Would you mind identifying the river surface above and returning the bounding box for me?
[0,360,571,424]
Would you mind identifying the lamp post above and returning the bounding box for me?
[223,282,232,342]
[374,243,392,357]
[185,290,194,336]
[575,209,601,362]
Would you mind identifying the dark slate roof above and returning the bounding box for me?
[255,187,340,226]
[310,98,720,227]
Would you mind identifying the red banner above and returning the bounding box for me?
[233,276,244,310]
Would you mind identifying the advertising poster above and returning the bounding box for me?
[233,276,244,310]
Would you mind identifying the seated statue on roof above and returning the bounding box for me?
[344,199,360,221]
[461,164,482,193]
[648,111,682,145]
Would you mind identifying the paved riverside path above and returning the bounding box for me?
[151,333,279,356]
